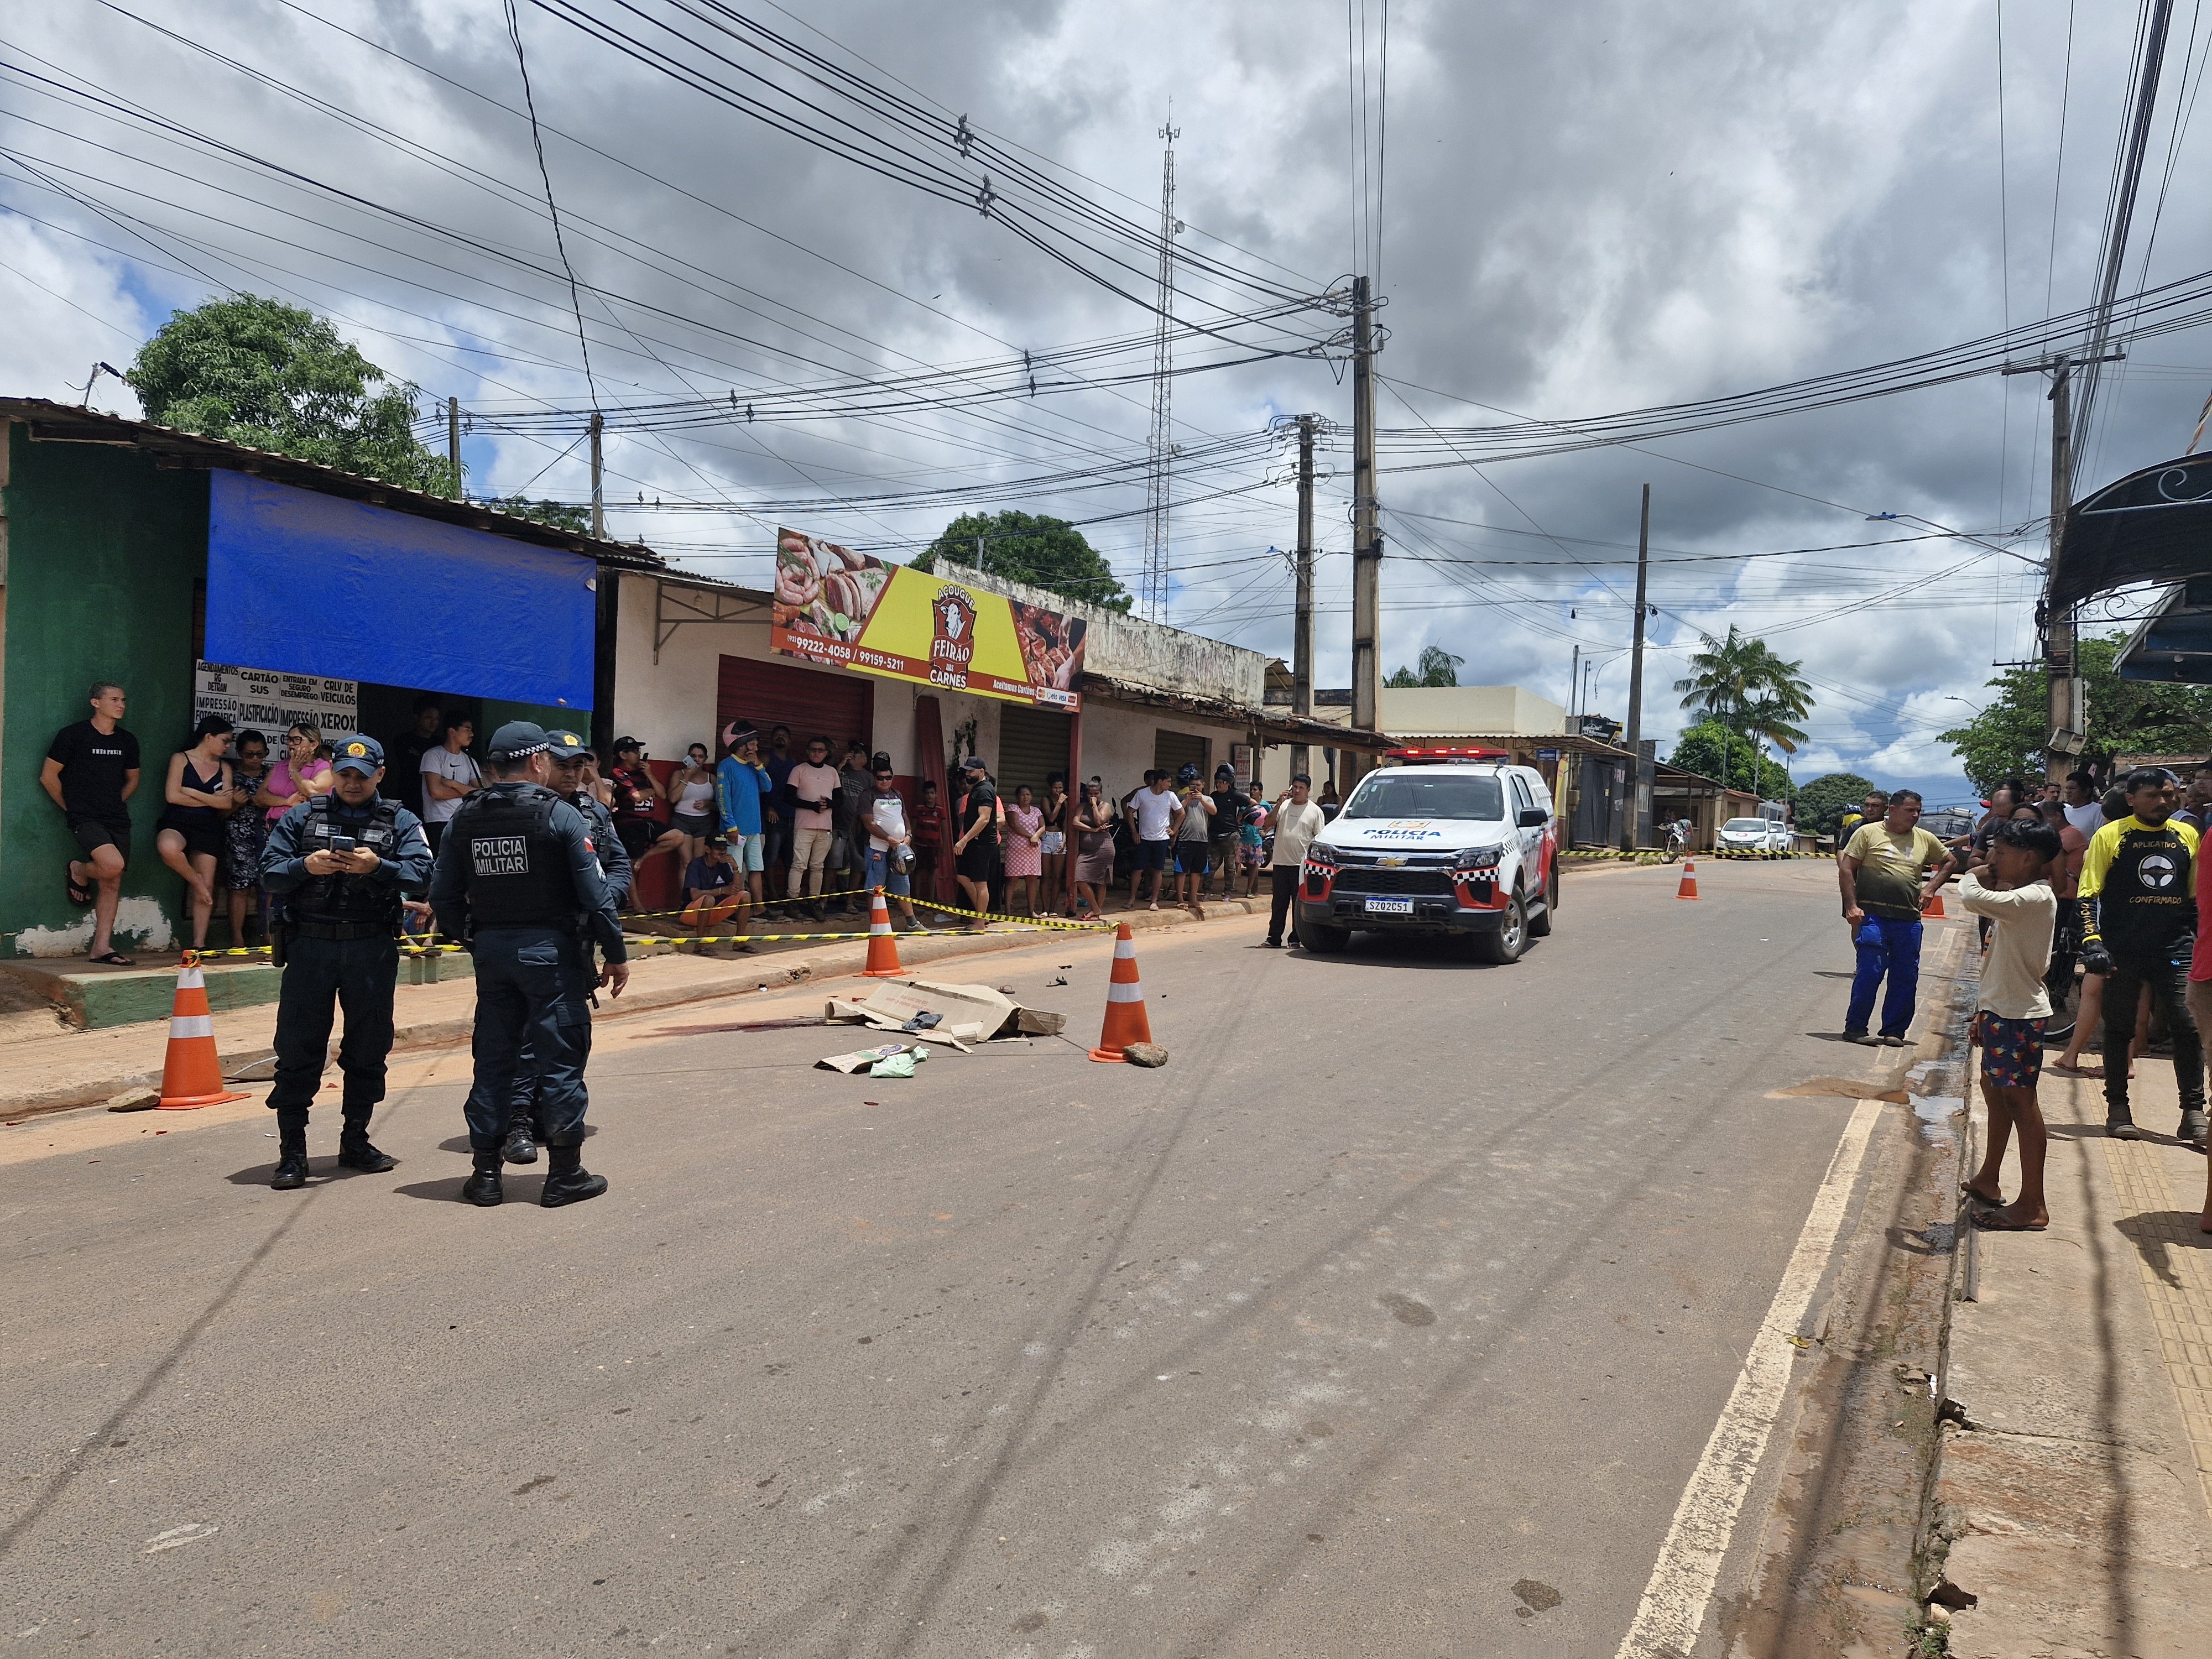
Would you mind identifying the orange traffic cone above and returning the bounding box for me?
[157,952,251,1110]
[1675,858,1700,901]
[1089,922,1155,1062]
[860,888,905,978]
[1923,891,1947,918]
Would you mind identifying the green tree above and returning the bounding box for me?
[129,295,457,495]
[485,494,592,533]
[1796,771,1877,836]
[1386,644,1465,687]
[1669,721,1794,800]
[1938,632,2212,794]
[914,510,1131,611]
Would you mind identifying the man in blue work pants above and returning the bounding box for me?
[1846,914,1921,1044]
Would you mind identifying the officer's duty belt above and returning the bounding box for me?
[292,920,397,942]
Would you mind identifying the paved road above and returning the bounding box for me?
[2,859,1895,1656]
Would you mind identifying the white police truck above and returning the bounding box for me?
[1296,747,1558,963]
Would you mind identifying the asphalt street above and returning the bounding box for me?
[2,858,1895,1657]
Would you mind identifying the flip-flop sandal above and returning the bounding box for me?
[65,864,92,907]
[86,950,135,967]
[1960,1183,2005,1207]
[1971,1209,2049,1232]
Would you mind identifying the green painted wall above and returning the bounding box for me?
[2,424,207,955]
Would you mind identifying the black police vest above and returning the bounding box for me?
[294,798,405,926]
[454,785,578,928]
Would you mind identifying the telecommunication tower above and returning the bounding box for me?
[1141,122,1182,623]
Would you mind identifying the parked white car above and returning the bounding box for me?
[1717,817,1773,853]
[1296,748,1558,964]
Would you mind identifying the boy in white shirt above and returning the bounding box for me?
[1957,816,2064,1232]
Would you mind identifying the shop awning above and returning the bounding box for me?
[205,471,598,709]
[1088,674,1395,750]
[2051,449,2212,609]
[2115,575,2212,682]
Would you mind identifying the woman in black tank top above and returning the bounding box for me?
[157,715,237,949]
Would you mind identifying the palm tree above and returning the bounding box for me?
[1674,628,1761,792]
[1386,644,1467,688]
[1674,628,1815,798]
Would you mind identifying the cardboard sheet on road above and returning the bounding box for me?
[824,979,1066,1044]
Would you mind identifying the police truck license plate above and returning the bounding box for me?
[1363,896,1413,915]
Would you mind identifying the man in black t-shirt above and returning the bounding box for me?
[388,695,444,818]
[951,754,1000,931]
[40,680,142,964]
[1206,763,1249,898]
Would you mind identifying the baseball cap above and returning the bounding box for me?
[329,734,383,776]
[546,729,590,763]
[488,721,550,760]
[959,754,988,773]
[614,734,643,752]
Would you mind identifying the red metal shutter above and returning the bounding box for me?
[717,655,874,755]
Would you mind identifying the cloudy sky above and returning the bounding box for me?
[6,0,2208,804]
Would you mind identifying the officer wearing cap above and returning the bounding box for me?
[498,728,632,1167]
[429,721,627,1208]
[258,733,432,1190]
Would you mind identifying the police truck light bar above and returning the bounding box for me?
[1385,746,1512,764]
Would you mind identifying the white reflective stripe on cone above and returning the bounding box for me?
[1105,982,1144,1003]
[176,967,205,990]
[1113,938,1136,959]
[169,1014,215,1040]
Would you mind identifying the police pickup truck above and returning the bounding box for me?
[1296,747,1558,963]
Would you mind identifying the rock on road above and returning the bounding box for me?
[1,858,1891,1656]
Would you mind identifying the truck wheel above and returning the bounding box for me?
[1528,864,1557,937]
[1301,924,1351,954]
[1474,890,1527,965]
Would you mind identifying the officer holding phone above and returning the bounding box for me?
[258,734,432,1190]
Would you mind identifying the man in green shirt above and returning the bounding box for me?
[1839,789,1945,1045]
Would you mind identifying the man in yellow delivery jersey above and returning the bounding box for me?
[2078,766,2209,1145]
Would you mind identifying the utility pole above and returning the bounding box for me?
[1568,644,1580,723]
[1620,483,1651,851]
[2006,351,2117,770]
[1291,413,1318,782]
[1348,275,1381,782]
[447,395,462,499]
[588,409,605,541]
[1141,122,1182,622]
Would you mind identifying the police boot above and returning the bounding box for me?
[540,1142,608,1208]
[2180,1106,2210,1149]
[269,1109,310,1191]
[460,1146,504,1207]
[337,1111,398,1173]
[503,1117,540,1165]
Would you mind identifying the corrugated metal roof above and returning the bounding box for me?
[1,397,666,571]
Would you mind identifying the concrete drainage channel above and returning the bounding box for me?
[1719,921,1986,1655]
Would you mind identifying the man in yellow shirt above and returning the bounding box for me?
[2078,767,2207,1142]
[1839,790,1947,1045]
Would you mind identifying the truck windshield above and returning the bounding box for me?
[1340,773,1505,821]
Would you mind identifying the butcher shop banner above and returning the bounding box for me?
[770,527,1085,710]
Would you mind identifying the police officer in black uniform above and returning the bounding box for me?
[500,727,631,1166]
[429,721,627,1207]
[258,734,432,1190]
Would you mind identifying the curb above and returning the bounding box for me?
[0,899,1262,1123]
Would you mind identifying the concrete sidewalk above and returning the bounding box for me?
[1932,1046,2212,1654]
[0,898,1245,1123]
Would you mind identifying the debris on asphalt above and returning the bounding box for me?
[822,978,1062,1045]
[1123,1042,1169,1068]
[105,1087,159,1113]
[816,1042,932,1076]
